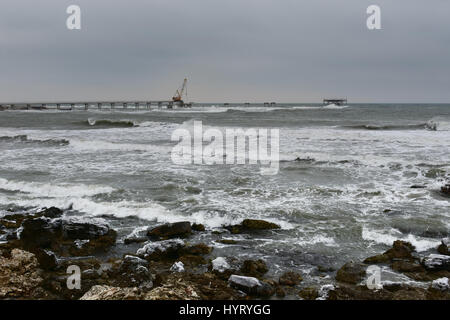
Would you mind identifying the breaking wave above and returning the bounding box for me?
[0,135,69,145]
[425,118,450,131]
[342,123,427,131]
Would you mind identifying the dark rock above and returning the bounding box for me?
[336,262,366,284]
[217,239,238,245]
[147,222,192,239]
[441,184,450,195]
[299,287,319,300]
[276,286,286,298]
[182,243,212,256]
[224,219,280,234]
[437,238,449,256]
[35,249,57,270]
[279,271,303,286]
[392,260,425,273]
[385,241,416,260]
[410,185,427,189]
[192,223,205,232]
[228,275,274,297]
[123,236,148,245]
[20,217,62,249]
[240,259,268,278]
[38,207,63,219]
[116,255,153,289]
[136,239,186,260]
[422,254,450,271]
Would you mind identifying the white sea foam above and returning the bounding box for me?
[0,177,114,198]
[362,226,440,252]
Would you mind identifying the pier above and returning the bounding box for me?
[0,100,192,111]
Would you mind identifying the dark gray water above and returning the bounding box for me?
[0,103,449,285]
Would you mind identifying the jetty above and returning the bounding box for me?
[0,100,190,111]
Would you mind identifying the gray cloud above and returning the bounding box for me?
[0,0,449,103]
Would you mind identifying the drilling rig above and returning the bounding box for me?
[172,78,188,106]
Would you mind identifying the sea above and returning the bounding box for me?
[0,103,449,287]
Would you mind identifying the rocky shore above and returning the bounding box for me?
[1,207,449,300]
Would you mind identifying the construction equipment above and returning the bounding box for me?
[172,78,188,103]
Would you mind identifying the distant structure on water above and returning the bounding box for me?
[323,98,348,106]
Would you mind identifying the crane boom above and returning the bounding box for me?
[173,78,188,102]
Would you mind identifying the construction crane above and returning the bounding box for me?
[172,78,188,103]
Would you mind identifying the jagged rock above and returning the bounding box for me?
[182,243,212,256]
[147,222,191,239]
[276,286,286,297]
[386,241,416,260]
[431,277,449,291]
[228,275,274,297]
[20,217,62,249]
[364,241,416,264]
[279,271,303,286]
[437,238,449,256]
[38,207,63,219]
[211,257,231,273]
[80,285,142,300]
[136,239,185,260]
[299,287,319,300]
[116,255,153,288]
[170,261,185,273]
[392,260,425,273]
[0,249,43,298]
[240,259,268,278]
[224,219,280,234]
[19,217,116,257]
[34,249,57,270]
[422,254,450,271]
[336,262,366,284]
[124,236,148,245]
[191,223,205,232]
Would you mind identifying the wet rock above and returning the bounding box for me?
[136,239,185,260]
[364,241,416,264]
[410,185,426,189]
[170,261,185,273]
[422,254,450,271]
[147,222,192,240]
[336,261,366,284]
[211,257,231,273]
[182,243,212,256]
[437,238,449,256]
[240,259,268,278]
[217,239,238,245]
[117,255,153,289]
[386,241,416,260]
[191,223,205,232]
[19,217,117,256]
[441,184,450,195]
[299,287,319,300]
[279,271,303,286]
[228,275,274,297]
[35,249,57,270]
[123,236,148,245]
[431,277,449,291]
[0,249,44,299]
[38,207,63,219]
[20,217,62,249]
[276,287,286,298]
[392,260,425,273]
[224,219,280,234]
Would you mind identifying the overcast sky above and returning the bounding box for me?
[1,0,449,103]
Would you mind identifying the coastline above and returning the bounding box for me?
[1,207,449,300]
